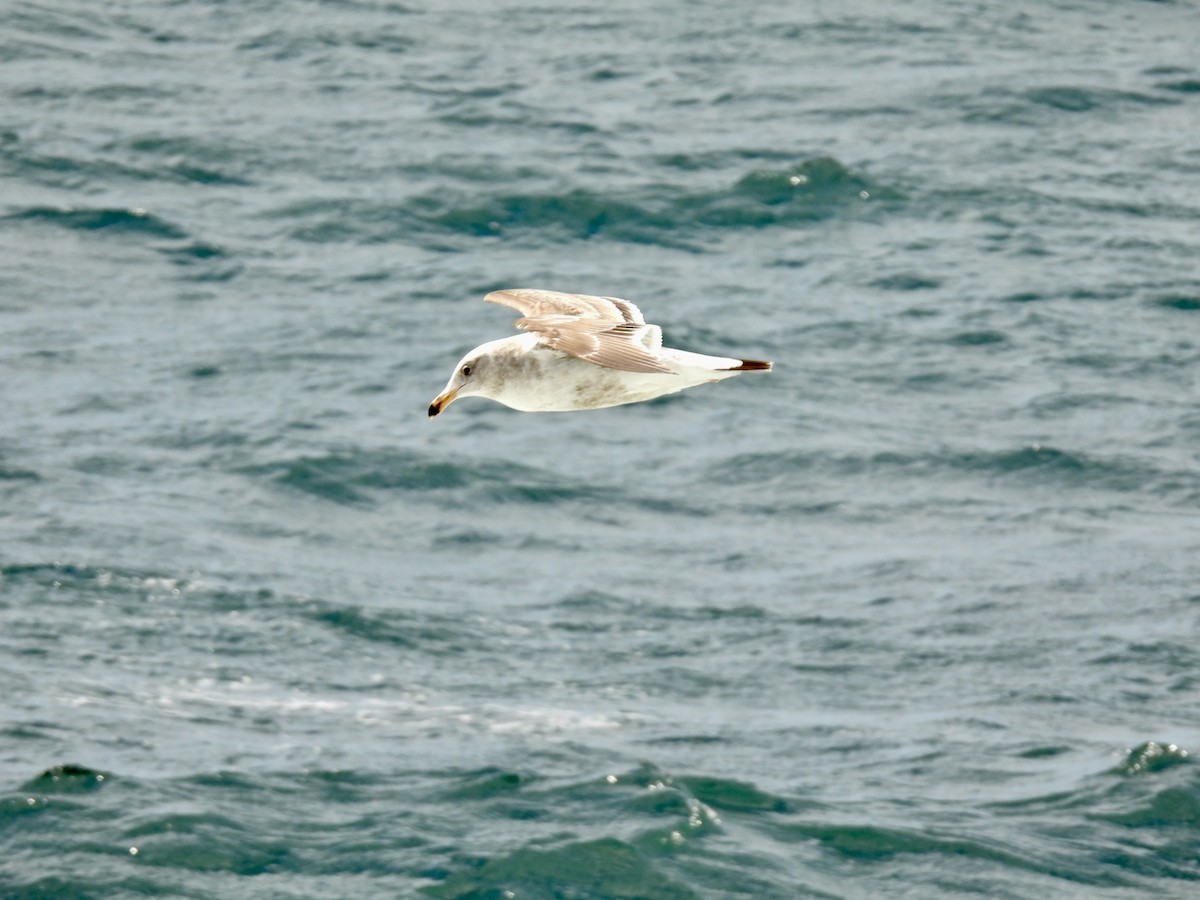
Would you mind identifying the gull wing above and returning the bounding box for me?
[486,288,646,325]
[484,289,672,374]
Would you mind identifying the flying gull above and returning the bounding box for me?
[428,289,772,416]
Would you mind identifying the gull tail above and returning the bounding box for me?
[726,358,773,372]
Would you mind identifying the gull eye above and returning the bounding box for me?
[460,364,473,377]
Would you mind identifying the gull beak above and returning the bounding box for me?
[427,385,460,418]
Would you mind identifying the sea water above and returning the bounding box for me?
[2,2,1199,897]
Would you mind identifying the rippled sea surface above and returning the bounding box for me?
[3,1,1200,897]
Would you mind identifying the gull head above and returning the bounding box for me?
[428,338,519,417]
[428,351,481,417]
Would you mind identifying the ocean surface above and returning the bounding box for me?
[3,1,1199,897]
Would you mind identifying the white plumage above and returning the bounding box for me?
[428,289,773,416]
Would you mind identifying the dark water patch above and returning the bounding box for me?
[1088,754,1200,880]
[424,836,697,899]
[553,592,763,626]
[653,147,798,171]
[73,452,157,478]
[83,83,180,103]
[0,146,165,189]
[5,206,188,240]
[124,809,248,839]
[435,111,600,136]
[157,242,242,282]
[1153,294,1200,312]
[1101,785,1200,829]
[307,604,418,648]
[292,768,391,806]
[125,828,297,876]
[159,241,227,262]
[1025,86,1178,113]
[870,273,942,291]
[1144,65,1193,77]
[946,445,1175,494]
[0,793,53,821]
[0,721,70,744]
[557,589,641,613]
[122,135,255,184]
[191,771,264,793]
[432,527,504,547]
[675,776,789,814]
[946,329,1008,346]
[3,5,106,55]
[691,604,768,621]
[778,820,1096,884]
[644,734,727,746]
[729,157,865,204]
[792,662,860,674]
[277,157,889,249]
[21,764,110,795]
[303,599,464,651]
[628,784,694,818]
[426,189,677,244]
[1015,745,1073,760]
[702,157,886,227]
[1091,643,1200,678]
[237,27,415,61]
[443,768,528,801]
[708,444,1194,498]
[0,463,40,482]
[954,84,1179,127]
[1025,391,1140,417]
[489,480,601,505]
[350,268,394,283]
[242,449,477,504]
[792,615,869,631]
[2,562,109,590]
[1157,79,1200,94]
[243,448,632,509]
[787,821,1026,865]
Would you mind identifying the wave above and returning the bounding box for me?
[0,461,40,482]
[1,152,247,191]
[240,448,599,506]
[1,132,254,189]
[272,157,893,249]
[1154,294,1200,312]
[241,447,709,515]
[707,444,1200,502]
[303,599,472,653]
[424,837,699,900]
[4,205,188,239]
[6,746,1197,897]
[946,84,1181,126]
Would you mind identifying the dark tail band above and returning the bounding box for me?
[727,359,773,371]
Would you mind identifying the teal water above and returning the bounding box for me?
[3,1,1200,897]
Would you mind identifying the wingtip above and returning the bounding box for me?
[729,359,773,372]
[482,289,514,306]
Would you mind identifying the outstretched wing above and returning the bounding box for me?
[484,289,671,374]
[485,288,645,325]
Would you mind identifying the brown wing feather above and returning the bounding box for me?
[484,290,676,372]
[484,290,670,374]
[485,289,645,325]
[515,317,673,374]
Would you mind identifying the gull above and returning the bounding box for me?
[428,289,772,416]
